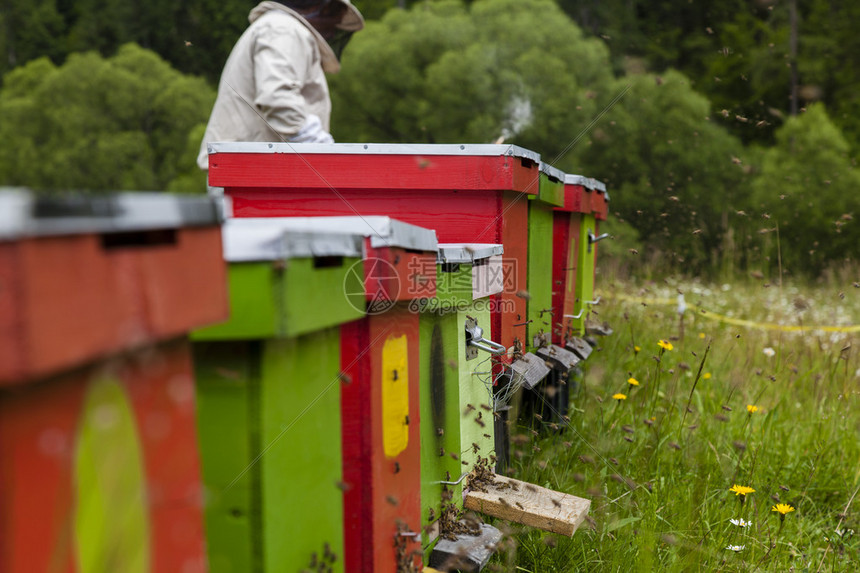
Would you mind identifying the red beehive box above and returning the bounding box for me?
[206,142,540,354]
[552,175,609,348]
[0,191,228,573]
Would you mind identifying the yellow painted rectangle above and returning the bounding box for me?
[382,334,409,458]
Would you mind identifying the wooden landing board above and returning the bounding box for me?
[463,474,590,537]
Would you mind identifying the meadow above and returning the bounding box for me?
[489,274,860,572]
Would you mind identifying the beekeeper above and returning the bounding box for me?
[197,0,364,170]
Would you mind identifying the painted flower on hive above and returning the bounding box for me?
[612,393,627,401]
[747,405,759,414]
[658,339,673,351]
[627,377,640,387]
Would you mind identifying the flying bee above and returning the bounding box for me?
[337,371,352,385]
[335,480,352,492]
[386,495,399,506]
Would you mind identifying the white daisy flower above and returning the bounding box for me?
[730,518,751,527]
[726,545,746,552]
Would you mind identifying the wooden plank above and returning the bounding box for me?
[211,154,539,193]
[418,312,462,530]
[229,188,502,245]
[526,201,554,351]
[341,306,423,572]
[260,330,345,571]
[537,171,565,207]
[122,339,207,573]
[192,341,259,573]
[458,308,494,469]
[498,192,529,352]
[550,212,570,346]
[571,214,598,336]
[0,228,227,387]
[463,474,590,537]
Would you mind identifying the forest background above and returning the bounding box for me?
[0,0,857,278]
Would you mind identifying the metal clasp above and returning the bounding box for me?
[587,229,610,252]
[465,316,506,360]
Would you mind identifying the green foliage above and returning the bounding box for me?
[577,70,750,268]
[504,277,860,571]
[330,0,613,170]
[0,44,214,192]
[750,104,860,274]
[1,0,253,85]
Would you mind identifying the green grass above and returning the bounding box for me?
[489,276,860,572]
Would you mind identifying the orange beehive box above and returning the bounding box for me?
[0,191,228,573]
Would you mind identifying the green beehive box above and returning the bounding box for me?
[527,163,565,350]
[192,219,366,572]
[419,244,504,544]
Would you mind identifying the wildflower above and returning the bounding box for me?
[726,545,745,552]
[627,377,640,387]
[772,503,795,517]
[747,404,759,414]
[763,347,776,357]
[729,485,755,497]
[658,339,674,351]
[730,518,751,528]
[633,345,641,354]
[698,332,706,339]
[612,393,627,401]
[703,372,711,380]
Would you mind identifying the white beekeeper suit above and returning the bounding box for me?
[197,0,363,170]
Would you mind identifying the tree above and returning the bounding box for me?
[575,70,750,268]
[750,103,859,273]
[0,43,214,192]
[330,0,614,172]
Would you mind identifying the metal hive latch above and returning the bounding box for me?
[465,317,506,360]
[587,229,610,252]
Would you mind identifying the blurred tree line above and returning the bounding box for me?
[0,0,857,276]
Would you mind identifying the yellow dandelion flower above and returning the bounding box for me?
[698,332,706,339]
[628,377,640,386]
[729,485,755,496]
[612,393,627,401]
[772,503,795,515]
[658,339,673,351]
[747,405,759,414]
[703,372,711,380]
[633,345,641,354]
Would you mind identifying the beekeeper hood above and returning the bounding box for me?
[275,0,364,61]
